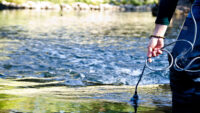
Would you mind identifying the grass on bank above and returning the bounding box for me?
[0,0,158,5]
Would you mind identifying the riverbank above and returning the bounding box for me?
[0,1,191,18]
[0,78,171,112]
[0,1,155,11]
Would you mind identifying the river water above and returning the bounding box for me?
[0,10,187,113]
[0,10,185,86]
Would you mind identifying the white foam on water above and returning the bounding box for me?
[115,67,131,75]
[90,59,103,65]
[89,67,96,73]
[115,67,141,76]
[130,69,142,76]
[58,54,67,59]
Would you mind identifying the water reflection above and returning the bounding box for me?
[0,79,172,113]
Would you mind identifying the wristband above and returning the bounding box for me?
[149,35,165,39]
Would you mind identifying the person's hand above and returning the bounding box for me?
[147,37,164,62]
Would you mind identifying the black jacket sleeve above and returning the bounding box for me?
[155,0,179,25]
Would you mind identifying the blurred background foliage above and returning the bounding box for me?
[0,0,158,5]
[0,0,26,4]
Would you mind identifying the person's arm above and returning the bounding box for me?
[147,24,167,62]
[147,0,179,62]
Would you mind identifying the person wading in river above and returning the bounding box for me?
[147,0,200,113]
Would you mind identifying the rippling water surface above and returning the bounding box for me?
[0,10,183,86]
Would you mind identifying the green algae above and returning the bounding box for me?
[0,94,169,113]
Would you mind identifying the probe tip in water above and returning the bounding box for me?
[130,93,139,102]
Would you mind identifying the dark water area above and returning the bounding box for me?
[0,10,185,86]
